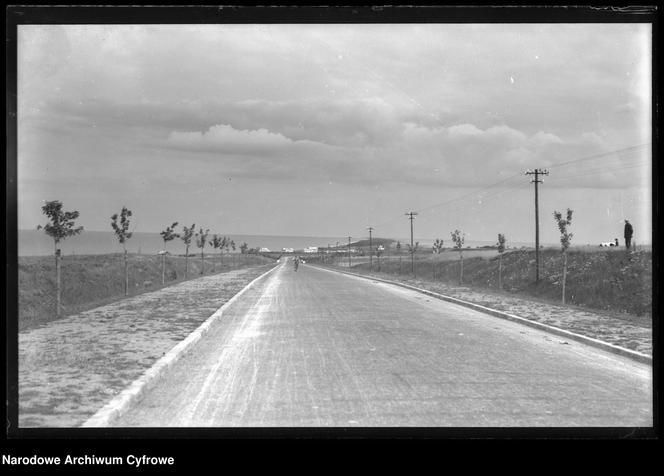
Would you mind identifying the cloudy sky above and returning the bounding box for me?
[17,23,652,245]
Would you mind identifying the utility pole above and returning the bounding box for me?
[525,168,549,284]
[367,226,374,271]
[405,212,418,274]
[347,236,352,268]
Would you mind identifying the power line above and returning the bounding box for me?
[346,143,650,251]
[369,173,525,232]
[545,161,650,183]
[546,143,650,170]
[407,144,649,226]
[415,173,525,215]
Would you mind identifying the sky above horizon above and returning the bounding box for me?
[17,23,652,245]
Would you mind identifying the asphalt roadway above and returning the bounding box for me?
[113,260,652,427]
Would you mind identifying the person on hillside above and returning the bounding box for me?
[624,220,633,250]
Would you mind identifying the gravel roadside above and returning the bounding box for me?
[322,266,652,357]
[18,263,276,428]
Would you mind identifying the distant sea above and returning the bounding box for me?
[17,230,539,257]
[16,230,350,257]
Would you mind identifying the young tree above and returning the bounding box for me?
[209,234,227,272]
[375,245,383,272]
[159,222,179,285]
[497,233,506,290]
[37,200,84,317]
[239,242,248,264]
[432,238,444,254]
[111,207,133,296]
[225,239,236,267]
[407,241,419,276]
[451,229,465,284]
[396,240,402,275]
[553,209,574,305]
[195,227,210,275]
[180,223,195,279]
[432,238,444,279]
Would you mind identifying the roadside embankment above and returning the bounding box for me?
[18,253,274,331]
[316,247,651,320]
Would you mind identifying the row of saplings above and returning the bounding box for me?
[357,209,576,305]
[37,200,252,318]
[447,208,573,305]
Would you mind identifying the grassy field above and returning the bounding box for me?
[17,252,275,331]
[317,246,652,319]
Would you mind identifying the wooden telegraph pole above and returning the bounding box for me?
[367,226,374,271]
[525,169,549,283]
[405,212,418,275]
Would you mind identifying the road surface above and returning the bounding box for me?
[113,260,652,427]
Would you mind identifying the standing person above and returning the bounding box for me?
[293,256,299,271]
[624,220,633,250]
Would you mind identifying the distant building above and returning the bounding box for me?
[282,247,294,253]
[259,247,270,252]
[303,246,319,254]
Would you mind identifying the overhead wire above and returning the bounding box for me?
[354,143,651,241]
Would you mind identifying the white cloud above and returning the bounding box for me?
[448,124,483,137]
[167,124,298,155]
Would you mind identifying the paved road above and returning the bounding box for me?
[114,260,652,427]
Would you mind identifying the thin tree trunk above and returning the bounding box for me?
[185,246,189,280]
[124,247,128,296]
[55,246,61,318]
[201,249,204,275]
[562,252,567,305]
[162,242,166,285]
[498,253,503,290]
[459,252,464,284]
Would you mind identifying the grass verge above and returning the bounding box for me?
[315,247,651,321]
[18,253,274,331]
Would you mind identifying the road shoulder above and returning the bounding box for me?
[312,264,651,364]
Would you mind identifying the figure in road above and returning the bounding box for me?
[624,220,633,250]
[293,256,299,271]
